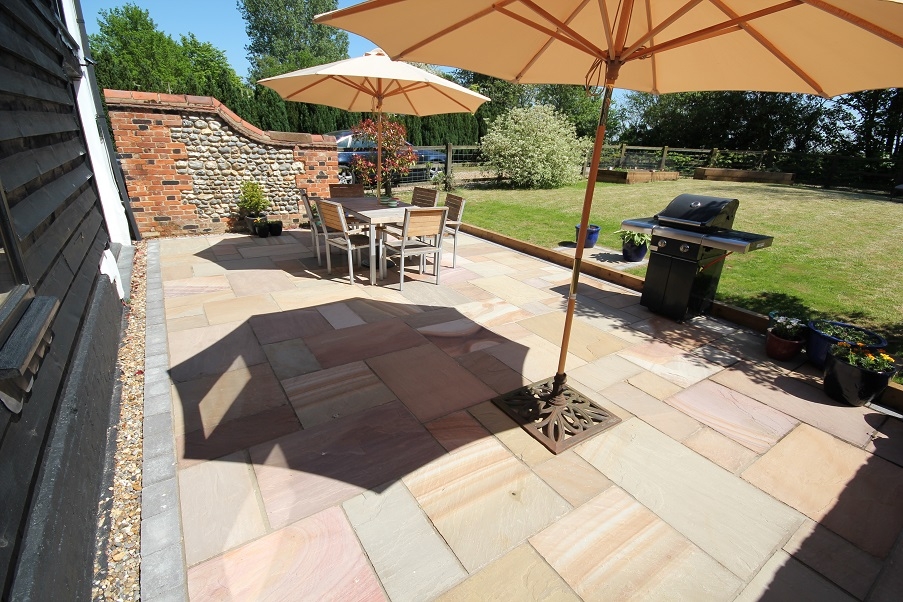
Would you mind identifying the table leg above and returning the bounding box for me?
[368,224,377,285]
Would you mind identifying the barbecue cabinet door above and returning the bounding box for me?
[641,254,697,320]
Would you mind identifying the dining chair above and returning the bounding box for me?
[329,183,365,198]
[410,186,439,207]
[381,207,448,291]
[300,190,325,266]
[317,199,376,285]
[442,193,466,268]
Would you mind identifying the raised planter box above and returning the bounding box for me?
[596,170,680,184]
[694,167,794,184]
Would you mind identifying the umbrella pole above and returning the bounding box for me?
[550,82,614,396]
[376,104,383,198]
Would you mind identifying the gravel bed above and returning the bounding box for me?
[92,240,147,601]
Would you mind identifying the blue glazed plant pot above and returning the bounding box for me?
[807,320,887,368]
[575,224,601,248]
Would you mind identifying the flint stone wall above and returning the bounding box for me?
[104,90,338,237]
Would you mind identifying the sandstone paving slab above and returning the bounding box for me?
[532,450,613,508]
[596,291,642,309]
[425,411,492,454]
[160,263,194,282]
[868,531,903,602]
[629,316,722,352]
[711,362,879,447]
[208,256,278,272]
[303,318,427,369]
[436,544,579,602]
[164,289,235,320]
[665,379,799,453]
[403,431,571,572]
[734,550,856,602]
[269,286,361,311]
[619,343,726,388]
[343,481,467,602]
[518,312,628,362]
[170,362,287,437]
[367,344,497,423]
[682,427,760,475]
[391,278,474,307]
[455,350,530,395]
[783,518,883,600]
[186,506,386,601]
[577,419,805,580]
[168,321,268,383]
[248,308,333,345]
[166,313,209,332]
[470,275,556,305]
[458,298,535,327]
[236,242,311,259]
[597,382,702,441]
[416,317,509,357]
[224,269,296,298]
[742,423,903,558]
[530,486,743,601]
[250,401,445,529]
[261,338,320,381]
[399,306,465,330]
[567,355,646,396]
[315,302,367,329]
[865,415,903,468]
[468,401,554,467]
[160,237,210,254]
[162,275,231,298]
[463,260,518,277]
[627,370,683,400]
[281,361,396,428]
[486,334,585,383]
[203,294,281,326]
[447,281,503,302]
[342,297,425,323]
[178,450,267,566]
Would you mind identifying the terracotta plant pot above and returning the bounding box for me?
[823,353,894,407]
[765,328,805,361]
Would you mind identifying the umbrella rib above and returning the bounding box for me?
[393,1,515,60]
[644,0,659,94]
[515,0,593,82]
[622,0,705,60]
[613,0,638,54]
[597,0,615,53]
[625,1,800,61]
[517,0,607,58]
[284,75,333,101]
[801,0,903,50]
[711,0,826,96]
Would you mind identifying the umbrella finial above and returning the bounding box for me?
[364,48,386,57]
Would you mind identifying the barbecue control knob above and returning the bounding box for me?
[658,239,667,248]
[680,243,690,253]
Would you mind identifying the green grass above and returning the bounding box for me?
[399,179,903,362]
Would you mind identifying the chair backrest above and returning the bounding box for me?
[329,183,365,198]
[410,186,439,207]
[444,194,466,222]
[301,190,317,221]
[316,199,351,234]
[403,207,447,241]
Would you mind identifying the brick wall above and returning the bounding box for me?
[105,90,339,237]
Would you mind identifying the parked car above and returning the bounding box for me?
[326,130,446,185]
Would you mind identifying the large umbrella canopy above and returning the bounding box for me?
[259,49,489,195]
[315,0,903,403]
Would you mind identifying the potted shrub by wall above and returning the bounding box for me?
[615,229,652,262]
[765,315,807,361]
[268,220,283,236]
[237,180,269,232]
[254,217,270,238]
[823,342,898,406]
[807,319,887,368]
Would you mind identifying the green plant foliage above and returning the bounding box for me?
[614,229,651,246]
[831,343,897,373]
[348,119,417,196]
[481,105,591,188]
[238,180,269,215]
[810,320,884,346]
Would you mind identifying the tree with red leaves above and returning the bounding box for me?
[349,118,418,197]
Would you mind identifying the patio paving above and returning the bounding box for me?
[142,228,903,601]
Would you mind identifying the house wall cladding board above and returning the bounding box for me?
[0,1,122,599]
[105,90,339,236]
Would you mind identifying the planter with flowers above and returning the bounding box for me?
[823,342,899,406]
[807,320,887,368]
[765,315,807,361]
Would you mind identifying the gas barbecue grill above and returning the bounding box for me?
[620,194,773,321]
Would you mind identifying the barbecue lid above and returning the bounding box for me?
[656,194,738,230]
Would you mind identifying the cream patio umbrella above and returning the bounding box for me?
[316,0,903,452]
[258,49,489,198]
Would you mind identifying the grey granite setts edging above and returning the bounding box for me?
[140,241,188,602]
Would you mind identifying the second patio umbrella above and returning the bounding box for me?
[258,49,489,197]
[316,0,903,451]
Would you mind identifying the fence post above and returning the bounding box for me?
[445,143,453,177]
[618,143,627,168]
[708,148,719,166]
[659,146,669,170]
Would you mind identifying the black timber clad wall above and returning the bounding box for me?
[0,0,123,599]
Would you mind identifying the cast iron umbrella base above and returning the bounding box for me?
[492,373,621,454]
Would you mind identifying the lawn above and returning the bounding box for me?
[398,178,903,356]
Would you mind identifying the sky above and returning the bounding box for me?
[80,0,378,81]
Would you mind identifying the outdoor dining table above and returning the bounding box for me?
[338,196,411,285]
